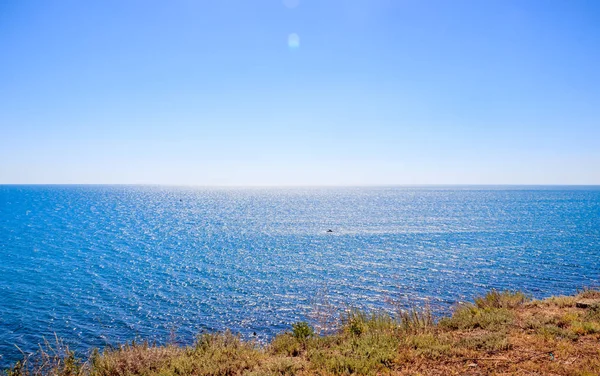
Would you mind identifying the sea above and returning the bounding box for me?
[1,185,599,367]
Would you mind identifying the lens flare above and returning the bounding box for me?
[288,33,300,50]
[283,0,300,9]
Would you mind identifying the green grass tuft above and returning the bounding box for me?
[440,304,514,330]
[474,289,529,309]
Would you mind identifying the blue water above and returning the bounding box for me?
[1,185,599,367]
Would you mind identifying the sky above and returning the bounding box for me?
[1,0,599,185]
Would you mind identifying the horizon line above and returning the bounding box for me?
[2,183,600,188]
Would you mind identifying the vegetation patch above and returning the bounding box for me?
[6,289,600,376]
[456,331,512,352]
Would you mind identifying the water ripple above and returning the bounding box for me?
[0,186,599,367]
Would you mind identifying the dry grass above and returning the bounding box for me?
[5,289,600,375]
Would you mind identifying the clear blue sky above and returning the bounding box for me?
[1,0,599,185]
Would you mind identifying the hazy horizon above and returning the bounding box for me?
[2,184,600,189]
[1,0,599,185]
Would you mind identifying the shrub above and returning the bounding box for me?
[398,306,434,333]
[257,357,304,376]
[571,321,600,335]
[344,310,367,336]
[270,333,302,357]
[91,343,181,376]
[585,304,600,321]
[5,337,83,376]
[307,331,399,375]
[537,325,579,341]
[577,288,600,299]
[405,333,452,359]
[475,290,528,309]
[92,332,263,376]
[440,305,514,330]
[542,296,577,308]
[292,322,314,341]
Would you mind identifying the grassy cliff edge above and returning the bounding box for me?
[6,289,600,376]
